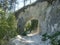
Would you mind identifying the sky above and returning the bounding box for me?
[15,0,37,11]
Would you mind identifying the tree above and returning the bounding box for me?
[0,0,17,12]
[23,0,28,11]
[0,5,17,45]
[30,0,31,4]
[0,9,17,38]
[0,0,18,45]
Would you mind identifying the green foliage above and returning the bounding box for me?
[0,0,17,11]
[0,8,17,45]
[42,31,60,45]
[0,0,17,45]
[21,22,31,36]
[42,33,48,41]
[22,19,38,36]
[6,13,17,38]
[31,20,38,30]
[0,39,8,45]
[25,22,31,31]
[21,31,27,36]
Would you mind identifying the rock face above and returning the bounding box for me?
[16,1,48,35]
[45,0,60,34]
[9,0,60,45]
[9,35,50,45]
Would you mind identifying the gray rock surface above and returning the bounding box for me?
[9,0,60,45]
[9,35,50,45]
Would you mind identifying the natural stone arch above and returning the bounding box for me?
[24,18,40,36]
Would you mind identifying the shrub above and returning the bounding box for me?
[42,31,60,45]
[23,19,38,36]
[0,8,17,45]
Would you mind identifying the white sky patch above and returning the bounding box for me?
[15,0,37,11]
